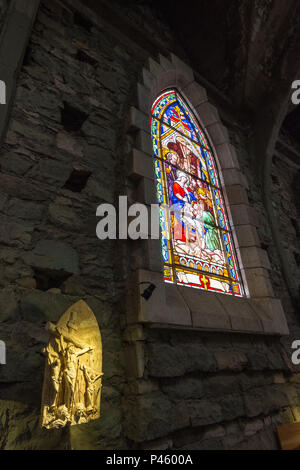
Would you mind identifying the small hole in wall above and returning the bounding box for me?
[294,252,300,267]
[271,174,280,186]
[63,168,91,192]
[261,243,269,252]
[75,50,98,67]
[291,218,300,238]
[33,268,72,292]
[60,101,88,132]
[73,11,93,32]
[22,46,32,66]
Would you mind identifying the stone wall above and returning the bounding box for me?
[0,0,9,28]
[0,0,300,450]
[0,0,153,449]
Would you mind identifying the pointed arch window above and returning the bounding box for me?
[151,89,244,297]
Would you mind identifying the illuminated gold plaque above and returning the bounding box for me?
[40,300,103,429]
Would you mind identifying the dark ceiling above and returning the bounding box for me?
[112,0,300,144]
[156,0,300,144]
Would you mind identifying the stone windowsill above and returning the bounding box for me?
[126,269,289,336]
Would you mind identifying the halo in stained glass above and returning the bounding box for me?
[151,89,244,297]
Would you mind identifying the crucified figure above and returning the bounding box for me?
[58,329,93,411]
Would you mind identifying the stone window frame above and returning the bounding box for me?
[126,53,289,336]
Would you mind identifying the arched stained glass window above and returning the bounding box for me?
[151,89,244,297]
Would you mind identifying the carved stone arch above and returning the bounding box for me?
[41,300,103,429]
[126,53,288,336]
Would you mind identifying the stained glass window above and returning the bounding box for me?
[151,89,244,296]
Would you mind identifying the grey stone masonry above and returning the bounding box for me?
[0,0,299,452]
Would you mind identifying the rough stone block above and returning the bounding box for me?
[202,425,226,440]
[0,288,19,322]
[215,351,248,372]
[0,152,33,176]
[5,220,33,246]
[142,437,173,450]
[204,374,241,399]
[125,392,189,442]
[29,158,71,186]
[244,419,264,436]
[56,132,83,157]
[220,393,245,422]
[127,379,159,395]
[246,351,269,370]
[184,344,217,373]
[48,203,80,230]
[273,373,286,384]
[22,240,80,275]
[20,290,78,323]
[147,340,216,377]
[147,343,187,377]
[186,398,223,427]
[86,175,115,203]
[16,277,37,289]
[161,376,204,400]
[179,438,224,450]
[8,198,44,221]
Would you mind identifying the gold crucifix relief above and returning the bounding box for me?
[40,300,103,429]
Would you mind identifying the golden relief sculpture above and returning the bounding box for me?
[40,300,103,429]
